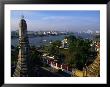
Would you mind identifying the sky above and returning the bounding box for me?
[11,10,100,32]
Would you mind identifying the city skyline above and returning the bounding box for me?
[11,10,100,32]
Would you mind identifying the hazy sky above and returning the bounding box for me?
[11,10,100,32]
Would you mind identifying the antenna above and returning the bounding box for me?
[21,15,24,19]
[21,11,24,19]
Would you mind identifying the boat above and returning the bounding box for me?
[43,39,47,42]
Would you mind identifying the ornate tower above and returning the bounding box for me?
[13,16,30,77]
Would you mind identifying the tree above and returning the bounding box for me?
[66,35,92,70]
[30,46,43,68]
[45,40,61,56]
[44,40,65,63]
[11,45,19,65]
[52,40,61,48]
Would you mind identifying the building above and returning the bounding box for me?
[13,16,30,77]
[60,38,68,49]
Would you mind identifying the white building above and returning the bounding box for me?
[60,38,68,49]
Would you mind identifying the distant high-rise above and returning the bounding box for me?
[13,16,30,77]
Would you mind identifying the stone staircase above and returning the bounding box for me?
[87,53,100,77]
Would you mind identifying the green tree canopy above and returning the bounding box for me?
[66,35,92,70]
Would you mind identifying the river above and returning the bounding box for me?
[11,35,66,47]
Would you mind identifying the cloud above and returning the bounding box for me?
[11,10,100,32]
[42,16,73,20]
